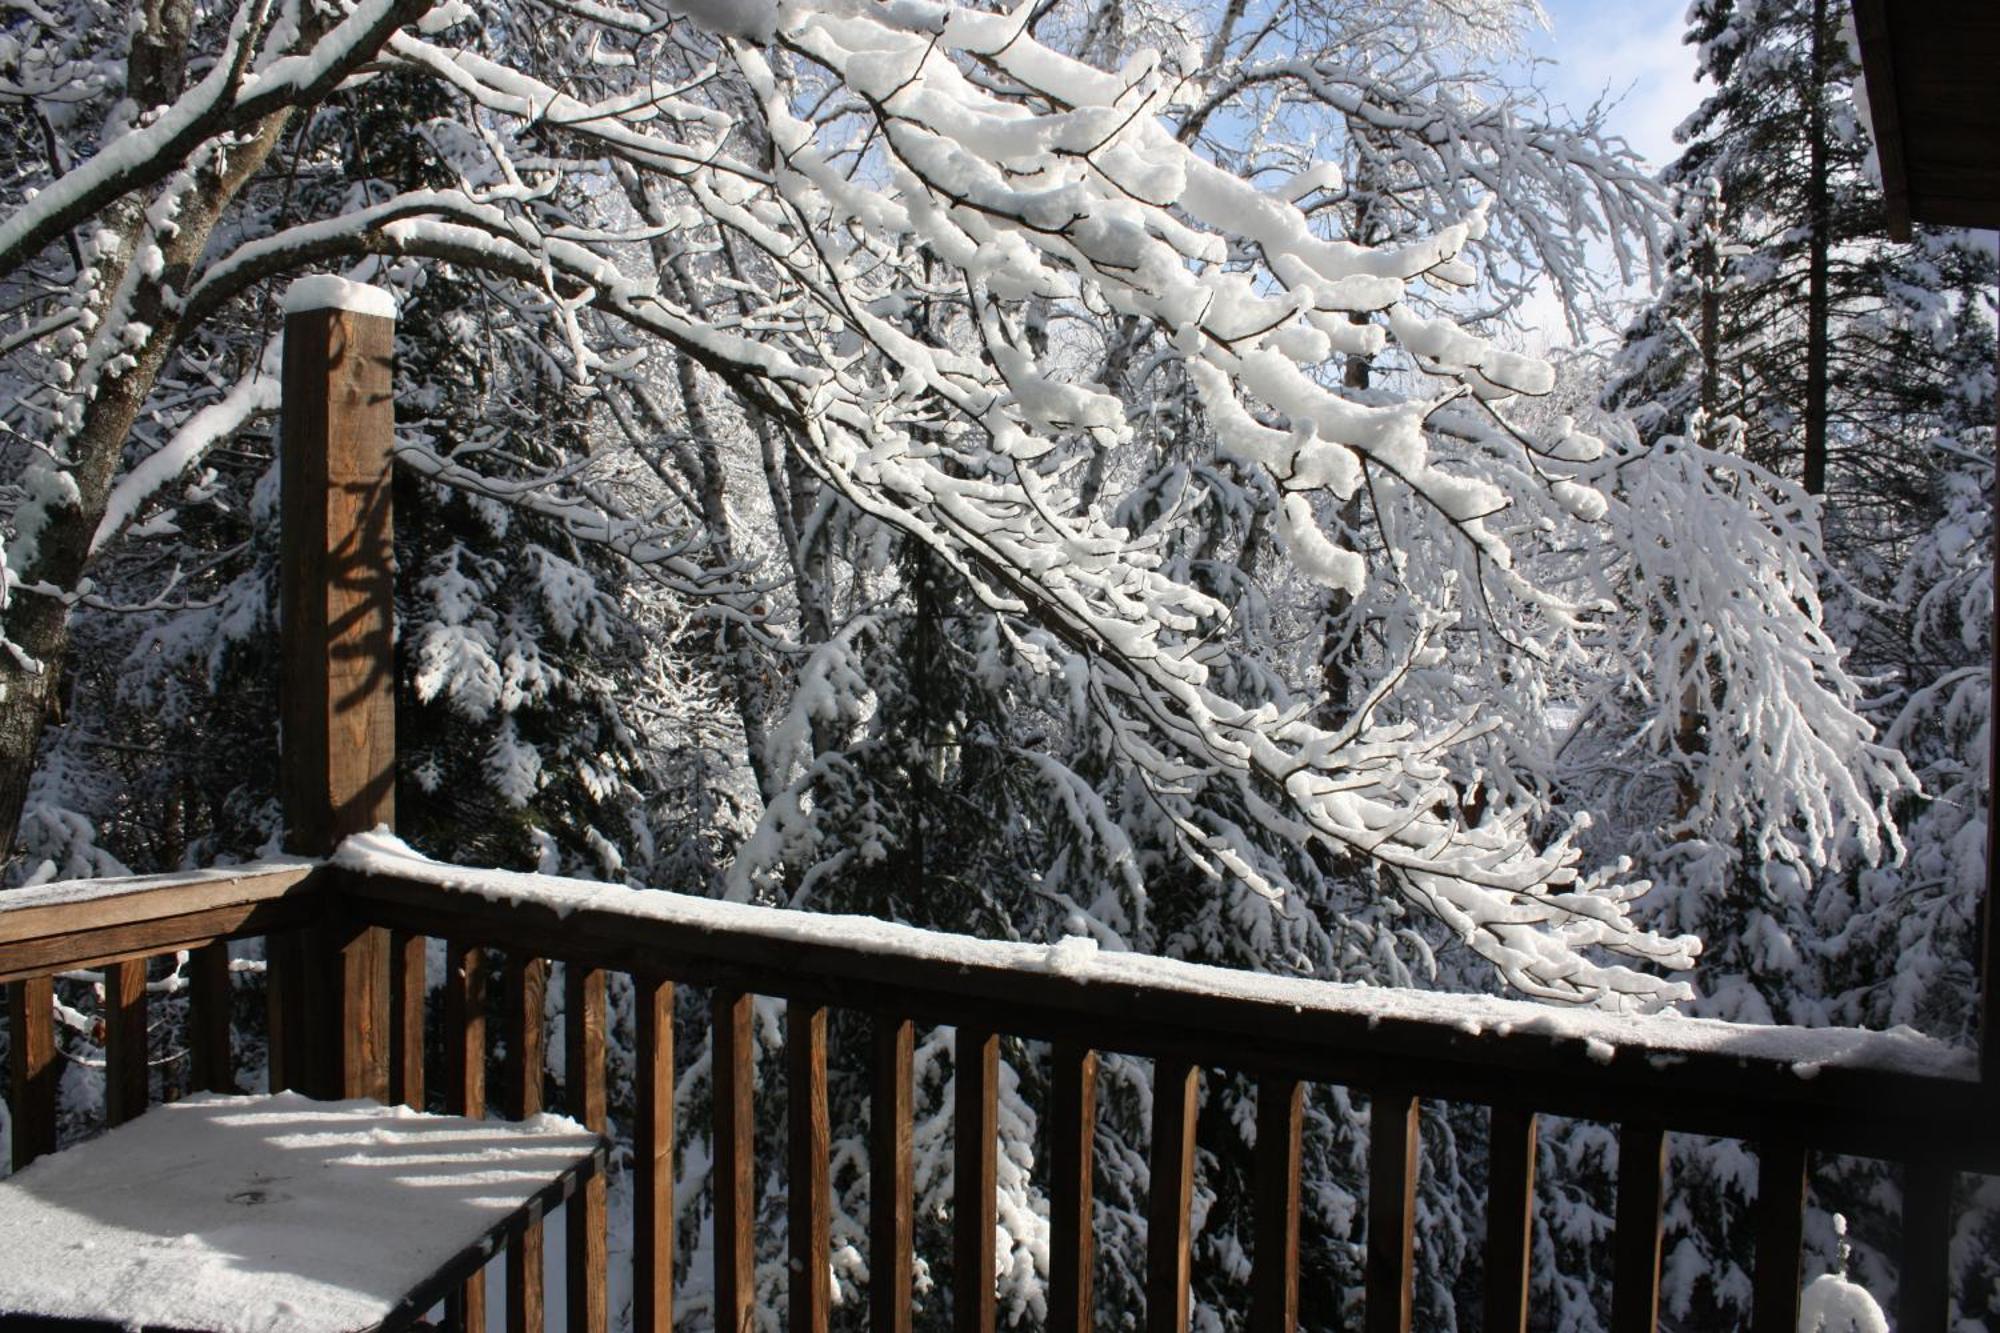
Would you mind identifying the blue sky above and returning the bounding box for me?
[1525,0,1704,174]
[1497,1,1705,346]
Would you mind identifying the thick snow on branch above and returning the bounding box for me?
[4,0,1908,1012]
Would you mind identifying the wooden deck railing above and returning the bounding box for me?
[3,279,1994,1333]
[2,851,1993,1333]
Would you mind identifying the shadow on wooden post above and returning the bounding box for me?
[276,278,397,1102]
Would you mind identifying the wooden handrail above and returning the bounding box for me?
[2,848,1992,1333]
[0,863,322,983]
[333,859,1996,1172]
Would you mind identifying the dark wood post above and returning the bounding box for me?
[278,276,397,1101]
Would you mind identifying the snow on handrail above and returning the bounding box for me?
[333,831,1976,1088]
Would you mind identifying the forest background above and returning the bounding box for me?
[0,0,1994,1328]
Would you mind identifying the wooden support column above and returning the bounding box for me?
[278,276,397,1102]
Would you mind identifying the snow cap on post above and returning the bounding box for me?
[281,274,398,320]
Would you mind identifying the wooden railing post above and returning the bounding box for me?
[1483,1107,1537,1333]
[954,1025,1000,1333]
[7,977,57,1166]
[1365,1088,1420,1333]
[1611,1123,1668,1333]
[1250,1076,1303,1333]
[871,1015,916,1333]
[1048,1042,1098,1333]
[277,275,397,1102]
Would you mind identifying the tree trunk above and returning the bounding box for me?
[1803,0,1832,497]
[0,105,290,866]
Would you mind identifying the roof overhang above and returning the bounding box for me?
[1852,0,2000,239]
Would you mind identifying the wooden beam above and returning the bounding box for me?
[1146,1059,1200,1333]
[954,1025,999,1333]
[1364,1089,1419,1333]
[871,1015,916,1333]
[1048,1042,1098,1333]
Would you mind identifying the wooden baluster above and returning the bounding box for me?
[391,931,425,1110]
[1250,1076,1303,1333]
[1899,1159,1954,1333]
[505,955,549,1333]
[103,958,148,1127]
[1364,1088,1420,1333]
[789,1000,831,1333]
[1750,1137,1807,1333]
[7,976,57,1168]
[871,1016,915,1333]
[445,941,487,1333]
[265,930,307,1094]
[712,989,755,1333]
[633,975,673,1333]
[1146,1058,1200,1333]
[188,943,233,1095]
[1048,1042,1098,1333]
[1483,1107,1537,1333]
[954,1025,999,1333]
[1610,1123,1667,1333]
[567,966,611,1333]
[331,909,391,1101]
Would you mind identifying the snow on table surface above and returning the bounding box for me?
[337,831,1977,1085]
[0,1092,599,1332]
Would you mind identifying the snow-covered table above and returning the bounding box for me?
[0,1091,604,1332]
